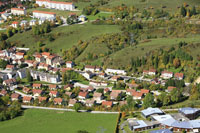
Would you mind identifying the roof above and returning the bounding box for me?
[78,92,88,97]
[85,65,95,69]
[33,83,42,88]
[102,101,113,107]
[132,92,143,97]
[141,107,164,117]
[11,8,24,11]
[49,84,57,89]
[23,96,32,101]
[11,93,20,98]
[93,92,102,97]
[167,86,176,92]
[150,129,172,133]
[65,92,72,96]
[54,98,62,103]
[68,99,77,105]
[33,10,56,15]
[128,119,147,129]
[140,89,150,94]
[38,96,47,102]
[12,21,19,24]
[6,64,14,69]
[0,89,7,95]
[162,70,173,75]
[179,107,199,115]
[50,91,58,95]
[32,89,43,94]
[175,73,184,78]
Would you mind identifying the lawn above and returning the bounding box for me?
[0,109,118,133]
[7,23,121,54]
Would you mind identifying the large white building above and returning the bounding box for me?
[32,10,56,20]
[11,8,26,15]
[105,68,127,75]
[36,0,75,11]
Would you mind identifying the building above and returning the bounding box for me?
[179,107,200,120]
[161,71,173,79]
[11,21,19,28]
[54,98,63,105]
[78,15,86,22]
[128,118,160,132]
[78,92,89,100]
[11,93,20,101]
[102,101,113,108]
[29,19,37,26]
[150,129,172,133]
[33,10,56,20]
[36,0,75,11]
[132,92,144,100]
[105,68,126,75]
[174,73,184,80]
[110,90,122,100]
[23,96,33,103]
[66,61,75,68]
[32,89,43,97]
[11,8,26,15]
[93,92,103,101]
[49,91,59,97]
[141,107,164,118]
[85,99,95,107]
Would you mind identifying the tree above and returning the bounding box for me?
[180,6,187,17]
[191,6,196,16]
[74,103,81,112]
[26,69,33,82]
[143,93,155,109]
[173,58,181,68]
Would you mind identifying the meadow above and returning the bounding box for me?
[7,23,121,54]
[0,109,118,133]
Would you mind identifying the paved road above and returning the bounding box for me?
[21,105,119,114]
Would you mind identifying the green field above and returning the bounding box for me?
[0,109,118,133]
[7,23,121,54]
[55,0,200,12]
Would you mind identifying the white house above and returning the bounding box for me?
[17,69,27,79]
[36,0,75,11]
[11,8,26,15]
[1,13,11,20]
[20,20,28,27]
[161,71,173,79]
[66,61,74,68]
[105,68,126,75]
[11,21,19,28]
[29,19,37,26]
[32,10,56,20]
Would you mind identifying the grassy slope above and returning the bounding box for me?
[76,35,200,67]
[55,0,200,11]
[7,23,120,54]
[0,109,118,133]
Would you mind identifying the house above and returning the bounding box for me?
[78,15,86,22]
[98,73,107,78]
[82,71,95,80]
[1,13,11,20]
[87,86,95,92]
[179,107,200,120]
[20,20,28,27]
[85,99,95,107]
[105,68,126,75]
[119,101,127,106]
[66,61,75,68]
[93,92,103,101]
[33,10,56,20]
[49,91,59,97]
[85,65,95,72]
[39,18,46,25]
[110,76,121,82]
[147,69,157,76]
[65,92,74,98]
[132,92,144,100]
[46,55,56,65]
[68,99,77,107]
[23,87,30,94]
[3,78,17,86]
[54,98,63,105]
[36,0,75,11]
[29,19,37,26]
[126,89,136,95]
[141,107,164,118]
[6,65,15,71]
[32,83,42,89]
[11,93,20,101]
[140,89,150,95]
[166,86,176,92]
[102,101,113,108]
[38,96,47,103]
[15,52,24,59]
[150,129,172,133]
[38,63,49,71]
[23,96,33,103]
[32,89,43,97]
[161,71,173,79]
[104,88,110,94]
[17,68,27,79]
[78,92,89,100]
[34,54,44,62]
[64,84,73,91]
[11,8,26,15]
[174,73,184,80]
[0,89,7,96]
[110,90,122,100]
[89,81,108,87]
[11,21,19,28]
[80,88,88,92]
[49,84,57,90]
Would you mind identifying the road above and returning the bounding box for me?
[21,105,119,114]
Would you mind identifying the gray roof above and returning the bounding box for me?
[128,120,147,129]
[2,13,9,17]
[141,107,164,117]
[179,107,199,115]
[150,129,172,133]
[30,19,36,22]
[79,15,86,18]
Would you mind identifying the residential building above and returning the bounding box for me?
[141,107,164,118]
[93,92,103,101]
[49,91,59,97]
[78,92,89,100]
[66,61,75,68]
[54,98,63,105]
[36,0,75,11]
[11,93,20,101]
[161,71,173,79]
[32,89,43,97]
[102,101,113,108]
[179,107,200,120]
[11,21,19,28]
[68,99,77,107]
[23,96,33,103]
[11,8,26,15]
[174,73,184,80]
[33,10,56,20]
[105,68,126,75]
